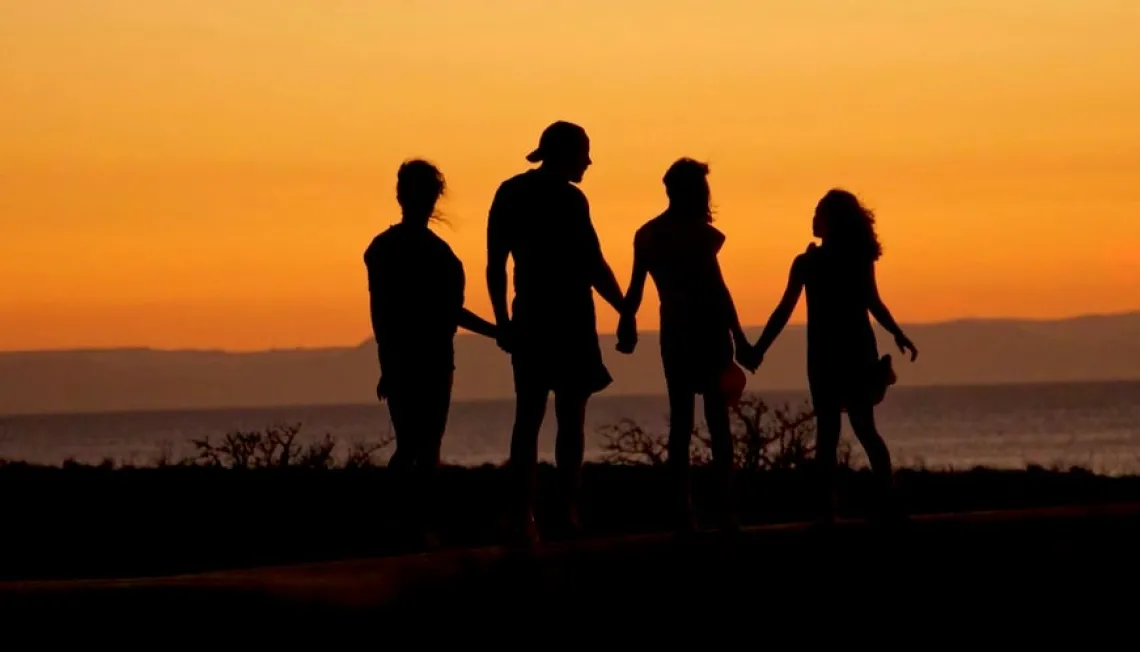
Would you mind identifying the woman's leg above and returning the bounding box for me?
[667,383,697,531]
[813,406,843,522]
[413,373,453,544]
[703,388,738,530]
[846,403,898,520]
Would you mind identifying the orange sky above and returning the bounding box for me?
[2,1,1138,351]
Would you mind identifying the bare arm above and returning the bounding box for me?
[753,256,806,356]
[621,242,649,318]
[485,185,512,348]
[458,308,497,339]
[867,263,918,361]
[710,256,748,347]
[581,195,624,313]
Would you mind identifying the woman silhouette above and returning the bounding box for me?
[748,189,917,523]
[618,158,752,533]
[364,159,496,545]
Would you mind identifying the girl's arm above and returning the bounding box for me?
[615,242,648,354]
[458,308,497,340]
[752,255,807,358]
[867,263,918,361]
[711,256,749,349]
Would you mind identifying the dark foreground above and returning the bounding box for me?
[2,502,1139,634]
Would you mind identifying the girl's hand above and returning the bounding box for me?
[895,334,918,361]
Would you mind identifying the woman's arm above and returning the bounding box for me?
[710,256,748,347]
[752,255,806,358]
[458,308,497,339]
[867,263,918,361]
[616,243,648,354]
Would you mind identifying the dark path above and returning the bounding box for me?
[2,502,1138,632]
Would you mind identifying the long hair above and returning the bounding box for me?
[396,159,446,224]
[816,188,882,262]
[663,157,714,223]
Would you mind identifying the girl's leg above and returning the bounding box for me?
[384,387,423,538]
[414,374,453,545]
[667,384,697,532]
[702,388,738,530]
[846,404,899,521]
[813,407,843,523]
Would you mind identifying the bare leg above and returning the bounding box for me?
[847,404,899,521]
[703,389,738,530]
[508,386,548,542]
[813,408,843,523]
[554,391,589,533]
[413,375,452,548]
[667,386,697,532]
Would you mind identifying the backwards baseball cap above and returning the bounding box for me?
[525,120,588,163]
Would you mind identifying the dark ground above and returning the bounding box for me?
[1,463,1139,636]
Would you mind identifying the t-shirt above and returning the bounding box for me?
[486,168,606,336]
[364,222,465,375]
[633,214,728,334]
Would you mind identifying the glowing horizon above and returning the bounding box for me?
[3,1,1139,351]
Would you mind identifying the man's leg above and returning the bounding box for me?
[553,390,589,534]
[508,366,549,543]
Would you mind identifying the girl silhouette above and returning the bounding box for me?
[618,158,752,533]
[364,159,497,546]
[749,189,917,523]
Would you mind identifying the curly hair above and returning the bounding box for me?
[663,157,714,223]
[396,159,447,223]
[816,188,882,261]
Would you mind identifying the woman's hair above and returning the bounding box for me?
[396,159,446,223]
[663,157,713,223]
[816,188,883,261]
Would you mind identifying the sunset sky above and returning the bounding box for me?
[2,0,1138,351]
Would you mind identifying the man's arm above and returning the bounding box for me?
[581,195,624,312]
[485,184,513,350]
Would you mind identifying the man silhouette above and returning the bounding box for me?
[487,121,624,543]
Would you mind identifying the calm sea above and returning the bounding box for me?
[1,380,1139,475]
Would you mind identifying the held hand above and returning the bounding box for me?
[616,313,637,355]
[736,344,762,373]
[375,377,387,403]
[895,333,918,362]
[496,320,514,354]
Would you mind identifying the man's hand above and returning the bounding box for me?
[736,344,762,373]
[375,377,387,402]
[616,313,637,355]
[496,320,514,355]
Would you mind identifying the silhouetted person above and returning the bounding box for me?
[617,158,752,534]
[486,121,625,542]
[748,189,917,523]
[365,159,497,547]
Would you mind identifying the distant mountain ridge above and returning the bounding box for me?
[2,311,1139,416]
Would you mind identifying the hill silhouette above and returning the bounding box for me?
[1,311,1139,416]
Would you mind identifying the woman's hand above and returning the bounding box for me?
[895,333,918,361]
[616,313,637,354]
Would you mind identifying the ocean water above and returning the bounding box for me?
[1,380,1139,475]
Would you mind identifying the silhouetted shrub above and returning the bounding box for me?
[599,393,852,471]
[189,423,393,470]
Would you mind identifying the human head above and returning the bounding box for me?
[526,121,592,183]
[396,159,446,225]
[813,188,882,261]
[662,157,713,223]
